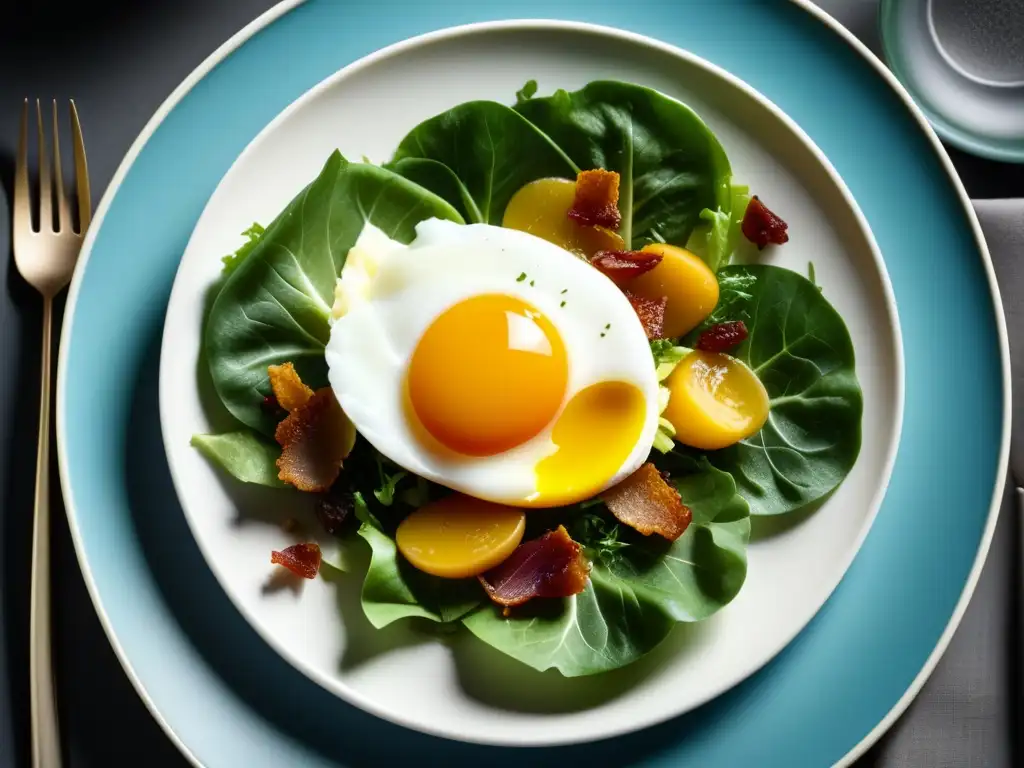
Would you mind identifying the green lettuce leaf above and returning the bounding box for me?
[515,81,732,248]
[387,101,577,224]
[354,484,483,629]
[384,158,483,224]
[357,523,484,628]
[221,223,265,276]
[205,151,463,435]
[190,431,283,487]
[651,340,691,380]
[684,184,752,272]
[515,79,538,104]
[374,471,407,507]
[460,459,749,676]
[687,265,863,515]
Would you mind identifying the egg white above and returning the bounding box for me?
[325,218,659,506]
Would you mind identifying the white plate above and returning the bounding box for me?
[158,21,903,747]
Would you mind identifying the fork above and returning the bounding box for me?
[13,99,90,768]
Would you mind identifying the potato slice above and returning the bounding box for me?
[628,244,719,338]
[503,177,624,258]
[662,350,769,450]
[396,494,526,579]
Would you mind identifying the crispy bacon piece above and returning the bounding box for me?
[270,542,322,579]
[696,321,748,352]
[625,292,668,340]
[568,169,621,230]
[602,463,692,541]
[741,196,789,249]
[590,250,663,286]
[479,526,590,611]
[268,362,314,412]
[275,388,352,492]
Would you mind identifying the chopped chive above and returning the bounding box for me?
[605,323,611,329]
[561,288,568,294]
[529,280,535,287]
[600,332,606,338]
[516,272,527,282]
[560,300,566,308]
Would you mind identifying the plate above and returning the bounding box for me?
[880,0,1024,162]
[159,20,902,747]
[56,1,1008,766]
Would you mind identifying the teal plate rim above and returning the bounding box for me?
[55,1,1010,767]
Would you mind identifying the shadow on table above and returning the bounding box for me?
[1,2,197,51]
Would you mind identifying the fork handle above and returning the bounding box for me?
[30,296,61,768]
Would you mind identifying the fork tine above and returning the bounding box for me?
[69,101,91,233]
[14,99,31,235]
[51,100,69,233]
[35,99,52,232]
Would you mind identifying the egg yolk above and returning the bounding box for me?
[627,244,720,338]
[396,494,526,578]
[407,294,568,456]
[502,177,625,258]
[662,351,770,451]
[532,380,647,506]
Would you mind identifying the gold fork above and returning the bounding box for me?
[13,99,90,768]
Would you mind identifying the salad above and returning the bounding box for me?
[191,80,863,676]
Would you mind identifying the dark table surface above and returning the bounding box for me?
[0,1,1021,765]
